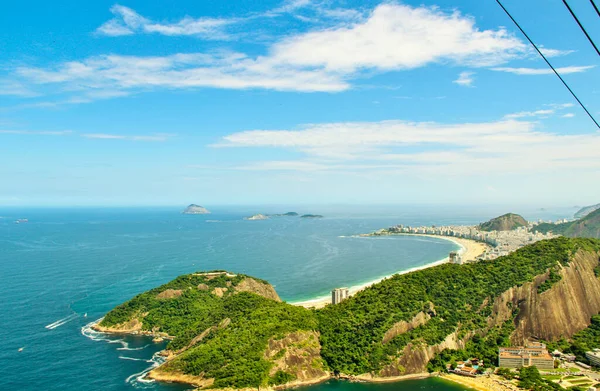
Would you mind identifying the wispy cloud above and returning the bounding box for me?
[0,129,173,141]
[16,3,535,99]
[492,65,595,75]
[0,130,72,136]
[562,113,575,118]
[503,109,554,119]
[96,5,236,39]
[453,71,475,87]
[212,116,600,175]
[82,133,173,141]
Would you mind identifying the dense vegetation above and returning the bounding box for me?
[478,213,528,231]
[546,315,600,365]
[316,238,600,375]
[99,237,600,388]
[534,209,600,239]
[426,319,515,372]
[163,293,317,388]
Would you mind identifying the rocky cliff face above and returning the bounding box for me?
[265,331,328,382]
[235,277,281,302]
[494,250,600,343]
[379,248,600,376]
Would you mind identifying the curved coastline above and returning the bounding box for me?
[291,233,486,309]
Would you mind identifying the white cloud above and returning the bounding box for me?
[213,118,600,175]
[492,65,595,75]
[17,3,574,99]
[82,133,173,141]
[503,109,554,119]
[453,71,475,87]
[271,4,527,72]
[562,113,575,118]
[0,130,72,136]
[16,52,348,93]
[96,5,236,39]
[539,47,575,57]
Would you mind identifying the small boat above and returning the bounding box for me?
[84,313,87,318]
[18,347,24,352]
[15,219,29,224]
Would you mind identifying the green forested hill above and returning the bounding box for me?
[478,213,528,231]
[534,209,600,239]
[316,237,599,374]
[97,238,600,388]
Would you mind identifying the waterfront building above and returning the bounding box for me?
[331,287,349,304]
[449,251,463,265]
[585,350,600,367]
[498,342,555,370]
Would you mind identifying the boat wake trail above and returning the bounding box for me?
[45,313,78,330]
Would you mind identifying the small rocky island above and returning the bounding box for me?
[300,214,324,218]
[182,204,210,215]
[245,214,269,220]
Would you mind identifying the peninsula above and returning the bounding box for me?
[93,237,600,391]
[182,204,211,214]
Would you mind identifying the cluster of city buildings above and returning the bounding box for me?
[374,223,557,261]
[451,358,484,377]
[498,342,555,370]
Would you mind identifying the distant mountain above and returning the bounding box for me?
[182,204,210,214]
[300,214,323,218]
[478,213,527,231]
[575,203,600,219]
[535,208,600,238]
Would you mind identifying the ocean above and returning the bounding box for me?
[0,205,575,390]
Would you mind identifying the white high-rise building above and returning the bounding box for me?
[331,287,349,304]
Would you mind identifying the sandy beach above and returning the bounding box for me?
[442,374,519,391]
[293,233,488,309]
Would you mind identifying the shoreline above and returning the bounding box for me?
[292,233,488,309]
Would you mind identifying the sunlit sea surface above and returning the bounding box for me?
[0,205,574,390]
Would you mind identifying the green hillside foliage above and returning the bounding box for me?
[534,209,600,239]
[546,315,600,364]
[316,238,600,375]
[478,213,528,232]
[98,238,600,387]
[162,293,317,389]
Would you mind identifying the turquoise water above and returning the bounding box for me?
[0,206,569,390]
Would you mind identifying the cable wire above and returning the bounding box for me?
[591,0,600,18]
[563,0,600,56]
[495,0,600,129]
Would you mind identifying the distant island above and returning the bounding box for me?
[478,213,527,231]
[93,238,600,389]
[269,212,299,217]
[575,203,600,219]
[244,214,269,220]
[244,212,323,220]
[182,204,210,215]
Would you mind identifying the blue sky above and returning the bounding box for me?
[1,0,599,206]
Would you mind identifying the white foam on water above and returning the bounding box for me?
[45,313,78,329]
[82,319,165,387]
[118,356,152,362]
[117,344,150,351]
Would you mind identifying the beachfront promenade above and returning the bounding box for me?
[371,223,558,261]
